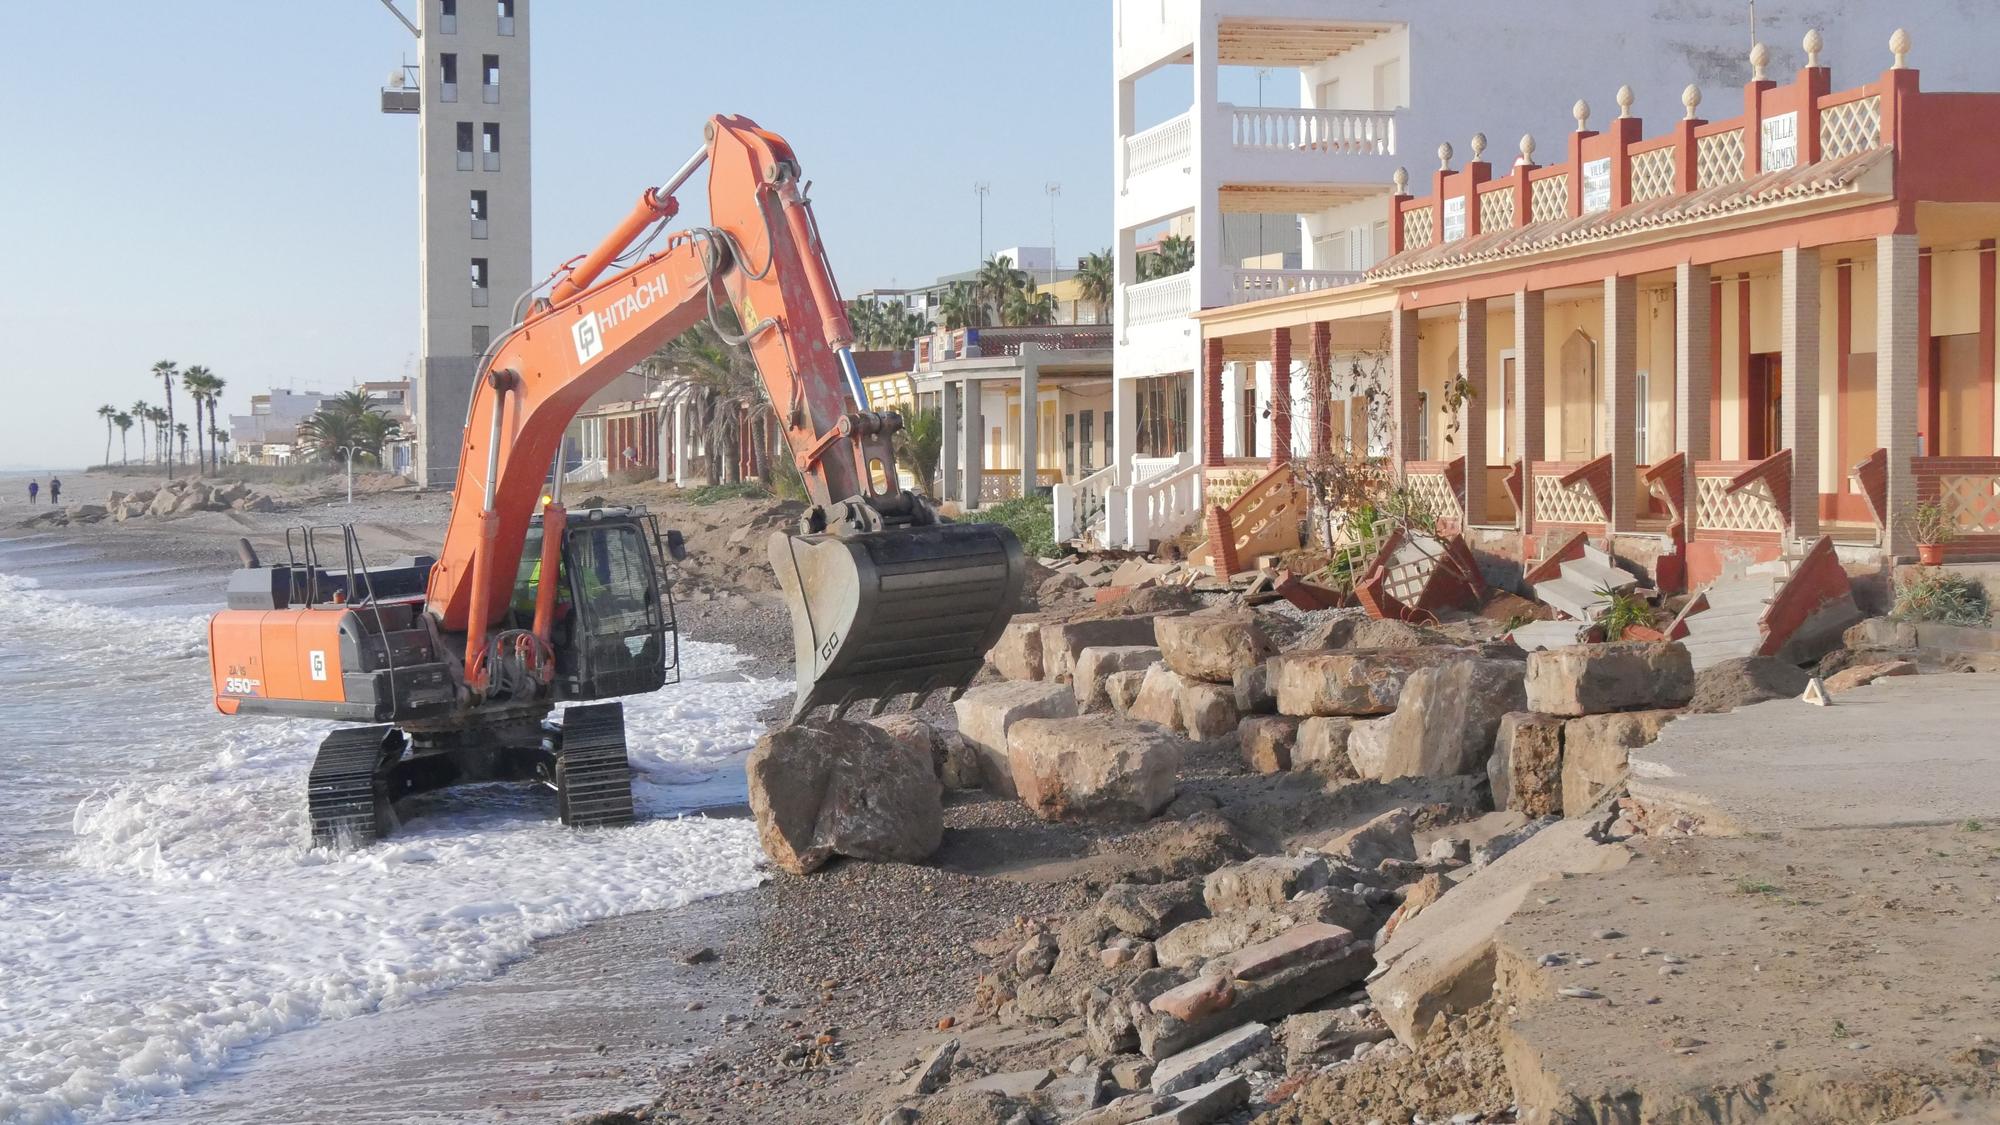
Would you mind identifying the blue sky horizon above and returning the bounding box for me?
[1,2,1277,470]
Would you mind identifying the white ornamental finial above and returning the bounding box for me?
[1519,133,1536,165]
[1616,85,1635,118]
[1470,132,1487,162]
[1804,28,1823,68]
[1750,41,1770,81]
[1438,141,1453,170]
[1890,28,1911,69]
[1573,99,1591,131]
[1393,166,1409,193]
[1682,84,1701,119]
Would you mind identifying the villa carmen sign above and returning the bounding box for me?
[1762,112,1799,171]
[1581,158,1611,212]
[1442,196,1466,242]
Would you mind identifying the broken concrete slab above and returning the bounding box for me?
[1366,817,1632,1045]
[1076,644,1165,712]
[1560,709,1679,816]
[1141,940,1374,1059]
[1007,714,1185,822]
[1685,655,1810,714]
[963,1067,1054,1096]
[953,681,1078,797]
[1823,658,1917,692]
[1201,855,1329,913]
[1523,641,1694,716]
[1316,806,1418,871]
[901,1038,958,1096]
[1149,1021,1270,1094]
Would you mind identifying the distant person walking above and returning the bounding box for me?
[47,476,61,504]
[26,479,39,504]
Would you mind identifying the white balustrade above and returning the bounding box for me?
[1123,272,1194,328]
[1227,268,1363,304]
[1229,106,1396,156]
[1055,461,1121,544]
[1124,110,1193,179]
[1126,453,1203,547]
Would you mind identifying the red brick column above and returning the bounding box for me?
[1269,327,1293,468]
[1309,321,1332,455]
[1203,337,1225,467]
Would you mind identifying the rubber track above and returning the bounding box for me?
[556,702,635,829]
[307,725,395,847]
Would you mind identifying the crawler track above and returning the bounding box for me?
[306,725,399,847]
[554,702,636,828]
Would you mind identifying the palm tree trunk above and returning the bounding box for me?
[120,434,128,464]
[103,421,112,467]
[161,378,176,476]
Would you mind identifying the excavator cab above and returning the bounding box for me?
[515,508,680,702]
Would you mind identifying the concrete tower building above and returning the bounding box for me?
[381,0,533,487]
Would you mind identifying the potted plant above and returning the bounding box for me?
[1908,499,1957,565]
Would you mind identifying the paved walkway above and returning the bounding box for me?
[1629,672,2000,833]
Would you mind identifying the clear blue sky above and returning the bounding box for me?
[1,1,1228,470]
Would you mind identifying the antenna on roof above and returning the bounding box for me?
[1747,0,1756,49]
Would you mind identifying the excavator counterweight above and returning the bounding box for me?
[206,114,1021,846]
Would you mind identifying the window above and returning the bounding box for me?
[1370,220,1389,265]
[438,53,458,102]
[496,0,515,35]
[1064,413,1076,479]
[1239,381,1258,458]
[481,122,500,170]
[455,121,474,171]
[1133,375,1188,457]
[1634,369,1650,462]
[481,54,499,103]
[1078,410,1095,472]
[469,189,489,238]
[470,257,490,306]
[1417,390,1430,460]
[439,0,457,34]
[471,324,491,352]
[1372,57,1403,110]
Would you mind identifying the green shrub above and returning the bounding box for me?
[1893,567,1992,627]
[682,481,772,505]
[1595,586,1655,641]
[962,493,1056,559]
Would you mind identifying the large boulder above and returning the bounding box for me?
[745,721,943,875]
[1155,611,1275,684]
[1685,655,1811,714]
[1107,669,1148,715]
[1179,681,1239,741]
[953,681,1077,797]
[1236,715,1299,773]
[1098,878,1208,938]
[1523,642,1694,716]
[1129,662,1187,732]
[864,715,981,790]
[1232,663,1276,714]
[987,617,1047,681]
[1074,644,1164,712]
[1316,806,1417,871]
[1040,616,1161,684]
[1343,716,1394,780]
[1376,657,1527,780]
[1006,715,1184,822]
[1272,648,1467,717]
[1293,716,1355,775]
[1561,709,1679,816]
[1487,712,1564,817]
[1203,855,1330,913]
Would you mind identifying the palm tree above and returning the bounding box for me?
[97,404,118,466]
[645,310,771,486]
[893,407,943,494]
[937,281,983,330]
[975,255,1026,326]
[147,407,170,465]
[1002,277,1058,327]
[182,366,214,476]
[151,360,179,474]
[202,374,226,472]
[1140,235,1195,280]
[1077,249,1114,323]
[114,412,134,464]
[210,425,230,466]
[131,399,151,463]
[175,422,190,467]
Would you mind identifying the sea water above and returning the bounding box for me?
[0,535,788,1124]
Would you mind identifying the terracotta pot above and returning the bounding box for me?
[1917,543,1945,565]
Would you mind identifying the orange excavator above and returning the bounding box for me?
[207,116,1025,846]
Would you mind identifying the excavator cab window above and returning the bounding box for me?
[562,520,668,698]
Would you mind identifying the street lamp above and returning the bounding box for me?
[335,445,362,505]
[1045,182,1061,286]
[973,181,990,266]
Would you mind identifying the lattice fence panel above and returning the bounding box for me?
[1694,475,1785,532]
[1401,208,1434,249]
[1478,188,1516,231]
[1819,96,1882,161]
[1533,473,1605,524]
[1939,473,2000,534]
[1406,471,1461,523]
[1529,175,1569,224]
[1696,129,1745,188]
[1630,147,1676,202]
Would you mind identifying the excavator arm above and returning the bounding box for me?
[426,114,1023,718]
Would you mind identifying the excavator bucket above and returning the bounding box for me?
[770,521,1026,720]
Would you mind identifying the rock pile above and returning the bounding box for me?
[107,480,279,520]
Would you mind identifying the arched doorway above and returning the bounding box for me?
[1559,329,1598,461]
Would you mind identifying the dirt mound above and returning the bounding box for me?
[1256,1004,1512,1124]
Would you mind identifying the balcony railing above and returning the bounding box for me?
[1124,272,1194,328]
[912,325,1113,369]
[1227,268,1362,305]
[1229,105,1397,157]
[1125,111,1193,178]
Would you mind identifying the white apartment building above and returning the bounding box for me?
[382,0,532,487]
[1092,0,1997,549]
